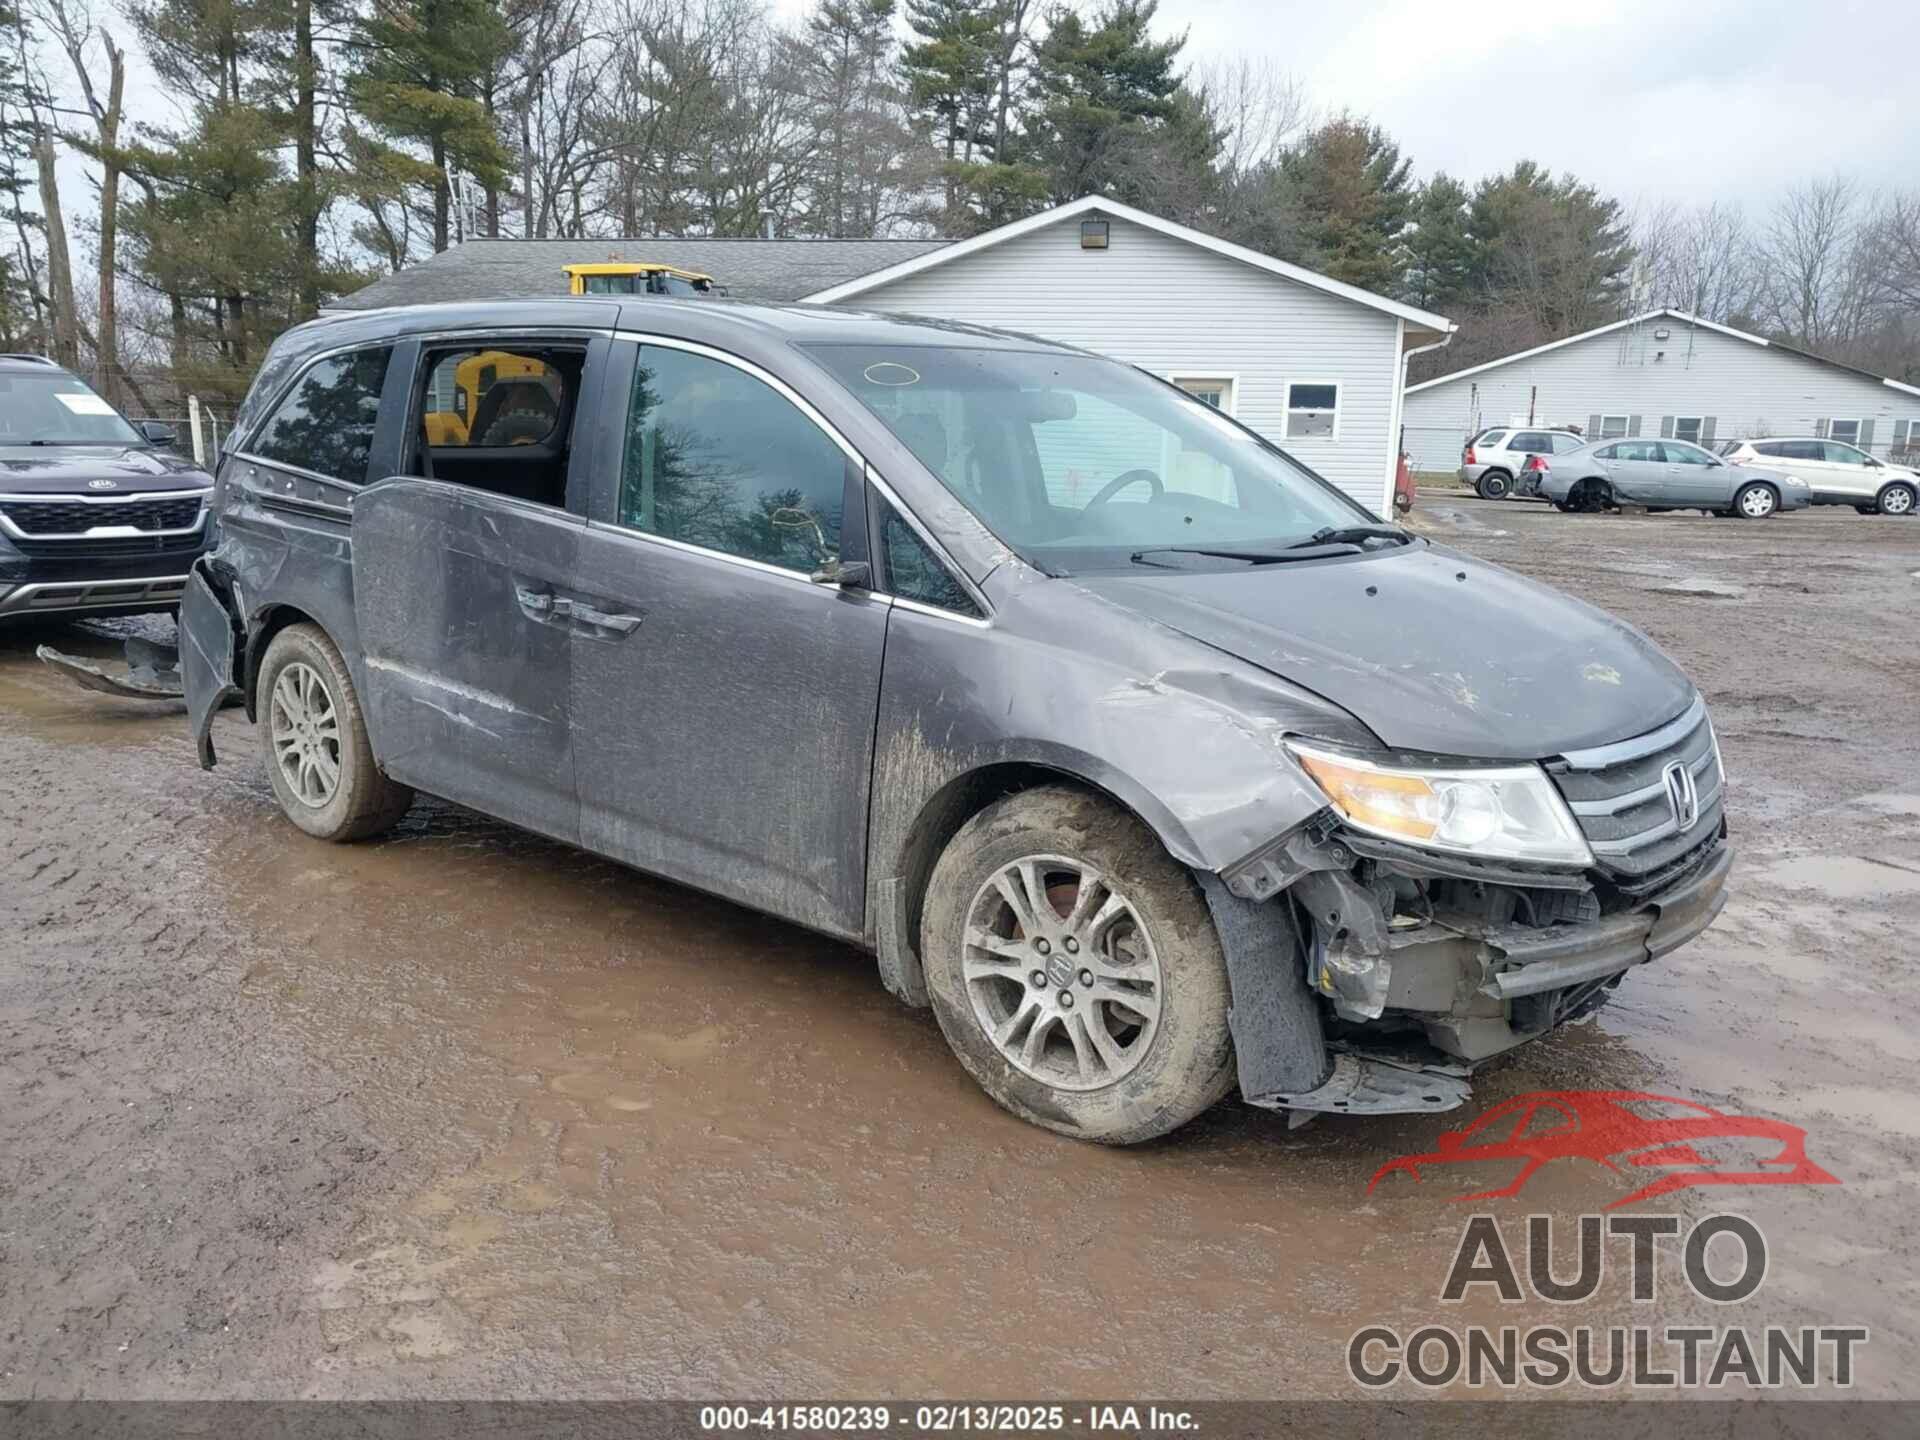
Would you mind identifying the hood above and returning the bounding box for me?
[1073,543,1695,759]
[0,445,213,495]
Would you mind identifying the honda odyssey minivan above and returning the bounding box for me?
[181,299,1730,1143]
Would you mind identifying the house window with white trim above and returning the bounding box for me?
[1673,416,1703,444]
[1828,418,1862,446]
[1599,414,1629,439]
[1285,381,1339,439]
[1173,376,1235,413]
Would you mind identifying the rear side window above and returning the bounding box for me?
[1476,430,1507,448]
[1510,431,1551,452]
[422,350,565,448]
[250,346,392,483]
[880,502,978,617]
[619,345,846,572]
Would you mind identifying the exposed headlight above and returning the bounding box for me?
[1287,742,1595,867]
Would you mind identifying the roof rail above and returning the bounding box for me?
[0,353,58,365]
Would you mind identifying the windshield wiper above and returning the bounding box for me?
[1130,545,1337,567]
[1286,524,1411,550]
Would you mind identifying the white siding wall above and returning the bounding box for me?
[847,214,1406,516]
[1402,319,1920,471]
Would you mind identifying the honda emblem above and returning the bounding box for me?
[1663,760,1700,831]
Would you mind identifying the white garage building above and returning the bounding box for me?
[1402,308,1920,472]
[337,196,1455,518]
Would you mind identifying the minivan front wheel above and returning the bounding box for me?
[922,787,1235,1144]
[257,623,413,841]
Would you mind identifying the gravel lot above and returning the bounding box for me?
[3,499,1918,1401]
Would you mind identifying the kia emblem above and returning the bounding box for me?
[87,478,118,490]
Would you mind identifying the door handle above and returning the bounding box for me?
[514,585,572,620]
[569,601,644,635]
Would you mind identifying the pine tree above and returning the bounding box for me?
[783,0,917,236]
[1468,161,1631,332]
[1274,117,1413,293]
[900,0,997,224]
[350,0,514,253]
[1028,0,1192,210]
[1402,173,1475,311]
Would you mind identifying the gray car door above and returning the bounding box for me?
[351,336,609,845]
[1602,439,1670,502]
[567,337,891,939]
[1659,440,1730,505]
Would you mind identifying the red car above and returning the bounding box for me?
[1367,1090,1839,1209]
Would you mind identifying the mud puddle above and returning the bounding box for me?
[7,504,1920,1399]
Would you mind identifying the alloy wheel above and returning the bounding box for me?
[269,660,342,808]
[1738,485,1776,518]
[962,855,1163,1091]
[1882,486,1915,516]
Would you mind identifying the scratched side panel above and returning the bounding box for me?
[352,479,583,842]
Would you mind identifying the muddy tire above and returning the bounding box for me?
[921,786,1236,1144]
[257,623,413,842]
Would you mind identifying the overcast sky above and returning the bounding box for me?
[773,0,1919,210]
[55,0,1920,238]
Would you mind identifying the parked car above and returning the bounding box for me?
[179,299,1730,1144]
[1714,436,1918,516]
[0,355,213,622]
[1529,436,1809,518]
[1460,426,1586,500]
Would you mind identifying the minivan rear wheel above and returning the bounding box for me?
[257,623,413,841]
[921,786,1235,1144]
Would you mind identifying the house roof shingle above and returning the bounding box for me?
[330,236,954,311]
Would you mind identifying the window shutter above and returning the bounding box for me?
[1587,412,1602,439]
[1702,417,1717,444]
[1896,419,1912,449]
[1628,415,1642,437]
[1659,416,1674,438]
[1815,418,1829,438]
[1859,419,1875,451]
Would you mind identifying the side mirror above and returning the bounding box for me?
[139,420,177,446]
[810,558,871,589]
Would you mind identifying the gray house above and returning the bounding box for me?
[1402,308,1920,471]
[335,196,1455,517]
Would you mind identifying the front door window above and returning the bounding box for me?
[620,346,847,572]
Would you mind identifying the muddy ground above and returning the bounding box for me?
[2,500,1918,1402]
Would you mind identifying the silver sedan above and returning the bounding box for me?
[1527,436,1810,518]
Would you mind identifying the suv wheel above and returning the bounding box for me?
[257,623,413,841]
[1876,481,1916,516]
[1734,481,1779,519]
[1475,470,1512,500]
[921,786,1235,1144]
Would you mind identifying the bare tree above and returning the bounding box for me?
[1752,177,1884,348]
[35,0,126,397]
[1632,197,1755,322]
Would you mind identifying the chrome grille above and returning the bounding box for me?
[1550,696,1724,877]
[0,495,205,535]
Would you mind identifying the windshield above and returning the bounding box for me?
[805,344,1372,573]
[0,371,146,446]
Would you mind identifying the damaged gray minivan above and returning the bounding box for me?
[181,299,1730,1142]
